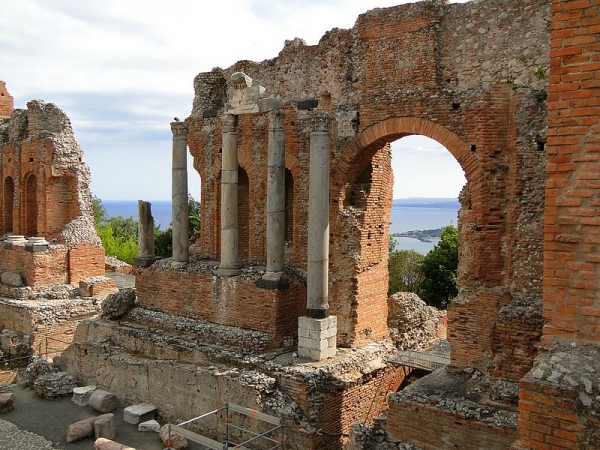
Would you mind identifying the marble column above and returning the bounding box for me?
[171,120,189,263]
[298,112,337,361]
[264,110,286,281]
[219,114,240,275]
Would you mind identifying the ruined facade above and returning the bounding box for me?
[0,95,113,375]
[56,0,571,448]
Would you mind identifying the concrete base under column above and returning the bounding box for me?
[298,316,337,361]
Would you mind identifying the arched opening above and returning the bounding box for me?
[3,177,14,233]
[284,168,294,245]
[24,173,38,236]
[238,167,249,261]
[331,117,480,349]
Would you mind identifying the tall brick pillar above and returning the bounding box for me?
[219,114,240,275]
[263,110,286,281]
[298,112,337,361]
[171,120,189,263]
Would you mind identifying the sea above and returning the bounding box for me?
[102,198,460,255]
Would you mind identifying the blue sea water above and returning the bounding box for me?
[102,198,459,254]
[103,200,172,229]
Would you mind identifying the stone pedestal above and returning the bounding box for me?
[298,316,337,360]
[170,121,189,263]
[219,114,240,275]
[264,110,285,281]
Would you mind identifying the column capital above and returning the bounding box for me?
[170,120,189,139]
[268,110,285,131]
[310,111,330,133]
[221,114,237,133]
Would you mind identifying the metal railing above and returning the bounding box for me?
[165,403,285,450]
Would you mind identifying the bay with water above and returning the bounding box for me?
[102,198,459,255]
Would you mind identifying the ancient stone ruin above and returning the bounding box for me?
[0,96,115,379]
[2,0,600,448]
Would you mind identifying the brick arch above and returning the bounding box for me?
[331,117,478,204]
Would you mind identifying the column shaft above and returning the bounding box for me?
[307,128,330,317]
[266,111,286,276]
[220,114,240,274]
[171,121,189,263]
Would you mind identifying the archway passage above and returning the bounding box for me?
[24,173,38,236]
[331,117,503,371]
[3,177,14,233]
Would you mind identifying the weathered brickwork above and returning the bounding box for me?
[187,0,550,377]
[135,259,306,345]
[0,81,13,118]
[0,245,68,287]
[387,399,517,450]
[514,0,600,449]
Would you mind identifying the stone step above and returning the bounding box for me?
[120,307,273,352]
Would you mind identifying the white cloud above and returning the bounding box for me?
[1,0,471,201]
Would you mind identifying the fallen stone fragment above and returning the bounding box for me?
[138,419,160,432]
[94,437,137,450]
[0,392,15,413]
[34,372,77,398]
[94,413,116,440]
[89,389,118,413]
[1,272,23,287]
[159,424,188,449]
[123,403,156,424]
[72,385,97,406]
[101,288,136,320]
[66,417,95,443]
[25,356,56,387]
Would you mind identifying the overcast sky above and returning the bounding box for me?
[1,0,468,201]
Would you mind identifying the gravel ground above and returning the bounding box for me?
[0,418,54,449]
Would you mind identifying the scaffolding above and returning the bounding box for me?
[389,340,451,372]
[165,403,285,450]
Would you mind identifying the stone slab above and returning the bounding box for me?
[123,403,156,425]
[72,385,97,406]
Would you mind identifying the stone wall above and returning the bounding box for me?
[187,0,550,378]
[135,259,306,345]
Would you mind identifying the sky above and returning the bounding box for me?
[1,0,468,201]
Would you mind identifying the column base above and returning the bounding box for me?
[215,266,241,276]
[256,272,289,290]
[132,256,157,268]
[298,316,337,361]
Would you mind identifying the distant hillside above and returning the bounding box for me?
[392,198,460,209]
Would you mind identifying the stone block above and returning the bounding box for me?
[94,437,136,450]
[89,389,118,413]
[159,425,188,450]
[298,316,337,361]
[1,272,22,287]
[66,417,95,443]
[258,97,282,112]
[138,419,160,433]
[94,413,116,440]
[123,403,156,425]
[72,385,97,406]
[0,392,15,413]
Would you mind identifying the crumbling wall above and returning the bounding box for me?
[187,0,549,378]
[0,99,101,246]
[135,259,306,345]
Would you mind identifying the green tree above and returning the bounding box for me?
[388,247,424,296]
[92,195,108,227]
[418,224,458,309]
[154,194,201,258]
